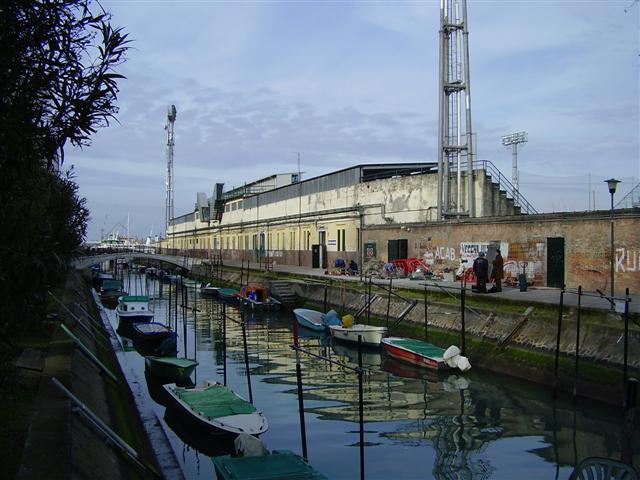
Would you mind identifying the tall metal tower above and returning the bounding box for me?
[165,105,177,233]
[436,0,475,219]
[501,131,528,207]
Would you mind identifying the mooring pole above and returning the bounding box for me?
[292,321,308,460]
[182,285,188,356]
[386,278,393,327]
[554,287,565,389]
[460,284,466,356]
[357,335,365,480]
[424,282,428,342]
[573,286,582,400]
[623,287,630,394]
[240,311,254,404]
[323,286,328,313]
[167,278,172,329]
[367,277,372,324]
[222,303,227,387]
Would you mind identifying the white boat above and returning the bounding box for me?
[115,295,154,323]
[293,308,341,332]
[200,283,220,297]
[163,380,268,436]
[328,323,388,347]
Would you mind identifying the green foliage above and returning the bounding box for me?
[0,1,128,341]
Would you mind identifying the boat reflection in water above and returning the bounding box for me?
[108,274,638,480]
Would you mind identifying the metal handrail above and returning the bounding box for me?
[474,160,538,214]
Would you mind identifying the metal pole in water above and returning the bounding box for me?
[367,277,372,324]
[241,311,253,404]
[574,285,582,399]
[386,278,392,327]
[460,283,466,356]
[167,278,172,329]
[623,287,630,394]
[182,284,187,357]
[424,282,428,342]
[292,321,308,460]
[554,287,565,390]
[323,286,328,313]
[357,335,365,480]
[222,303,227,387]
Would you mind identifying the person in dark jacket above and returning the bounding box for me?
[473,252,489,293]
[491,249,504,292]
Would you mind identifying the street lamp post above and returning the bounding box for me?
[605,178,620,310]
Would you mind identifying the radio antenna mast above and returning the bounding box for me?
[165,105,177,233]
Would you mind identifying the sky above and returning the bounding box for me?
[66,0,640,241]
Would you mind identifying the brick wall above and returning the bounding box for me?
[363,209,640,294]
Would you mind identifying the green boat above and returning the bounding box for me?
[145,356,199,384]
[212,450,327,480]
[164,380,268,436]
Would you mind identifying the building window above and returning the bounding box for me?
[337,228,346,251]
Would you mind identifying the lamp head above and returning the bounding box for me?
[604,178,620,195]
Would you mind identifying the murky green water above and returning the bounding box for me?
[108,274,638,479]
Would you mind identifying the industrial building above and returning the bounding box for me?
[159,163,639,295]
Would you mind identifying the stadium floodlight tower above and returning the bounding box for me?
[436,0,475,219]
[501,131,528,207]
[165,105,177,234]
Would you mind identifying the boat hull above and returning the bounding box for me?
[381,337,448,371]
[329,324,387,346]
[293,309,325,331]
[145,356,198,384]
[163,381,268,436]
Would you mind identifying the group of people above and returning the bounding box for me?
[333,258,358,275]
[472,249,504,293]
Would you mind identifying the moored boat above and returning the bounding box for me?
[293,308,341,332]
[381,337,471,372]
[145,356,199,384]
[213,449,327,480]
[239,284,282,311]
[99,278,126,308]
[163,380,268,436]
[200,283,220,297]
[115,295,154,323]
[218,288,240,305]
[328,323,388,347]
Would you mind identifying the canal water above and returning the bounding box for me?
[109,273,638,479]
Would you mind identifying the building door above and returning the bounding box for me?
[547,237,565,288]
[388,239,408,262]
[311,244,327,269]
[318,231,327,268]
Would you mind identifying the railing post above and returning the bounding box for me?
[623,287,630,396]
[357,335,365,480]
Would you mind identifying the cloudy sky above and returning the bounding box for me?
[67,0,640,241]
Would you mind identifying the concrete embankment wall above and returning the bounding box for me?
[190,264,639,404]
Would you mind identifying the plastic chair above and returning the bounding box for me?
[569,457,638,480]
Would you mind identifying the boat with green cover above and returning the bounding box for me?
[145,356,199,384]
[212,450,327,480]
[163,380,268,436]
[381,337,471,372]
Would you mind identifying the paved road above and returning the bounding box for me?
[178,257,639,314]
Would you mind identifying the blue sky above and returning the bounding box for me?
[67,1,640,241]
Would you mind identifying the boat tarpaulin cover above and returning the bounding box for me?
[212,450,328,479]
[174,384,257,419]
[389,338,445,358]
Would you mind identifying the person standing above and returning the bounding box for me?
[473,252,489,293]
[491,249,504,292]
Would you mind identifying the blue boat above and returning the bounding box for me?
[293,308,341,332]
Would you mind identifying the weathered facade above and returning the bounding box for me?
[159,163,639,295]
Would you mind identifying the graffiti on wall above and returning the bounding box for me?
[616,247,638,273]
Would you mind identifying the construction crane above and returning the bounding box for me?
[165,105,177,234]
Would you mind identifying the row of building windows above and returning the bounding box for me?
[172,227,358,252]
